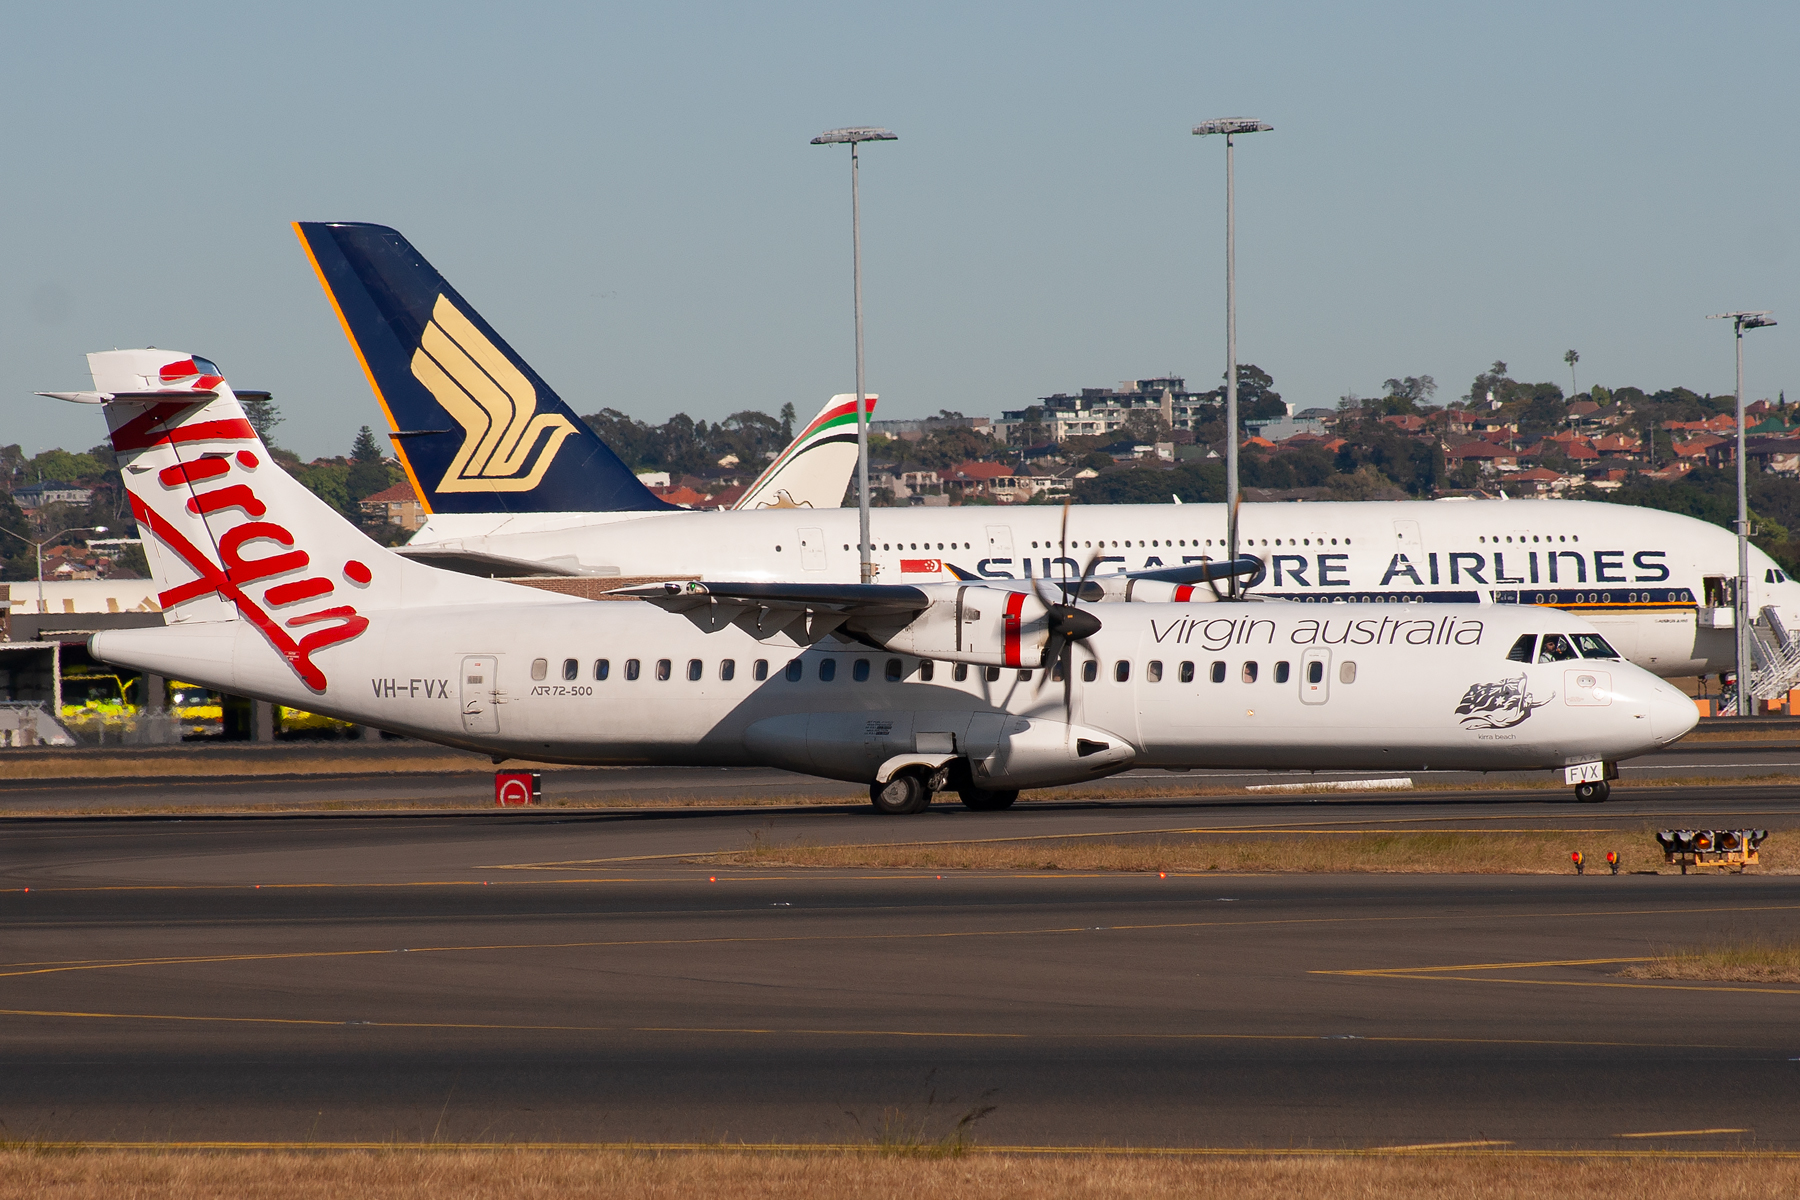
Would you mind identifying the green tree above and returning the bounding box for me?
[346,426,391,502]
[240,393,282,444]
[779,402,796,441]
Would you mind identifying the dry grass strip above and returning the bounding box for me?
[704,829,1791,876]
[1620,936,1800,983]
[1,1149,1798,1200]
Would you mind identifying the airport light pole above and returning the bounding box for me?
[0,523,107,615]
[1708,310,1777,715]
[812,125,896,584]
[1193,118,1271,595]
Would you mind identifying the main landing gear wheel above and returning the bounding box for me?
[959,786,1019,811]
[870,772,932,815]
[1574,780,1611,804]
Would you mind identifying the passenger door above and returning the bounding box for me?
[985,525,1015,563]
[460,655,500,733]
[1299,647,1331,705]
[798,527,826,572]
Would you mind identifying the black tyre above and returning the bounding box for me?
[1574,780,1610,803]
[959,786,1019,811]
[870,772,930,815]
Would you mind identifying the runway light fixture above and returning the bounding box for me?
[1655,829,1768,874]
[1570,850,1585,875]
[1605,851,1620,875]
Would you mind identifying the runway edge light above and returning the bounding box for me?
[1570,851,1584,875]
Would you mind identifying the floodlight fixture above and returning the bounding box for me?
[812,126,898,583]
[1708,309,1778,714]
[1192,119,1273,137]
[811,127,897,145]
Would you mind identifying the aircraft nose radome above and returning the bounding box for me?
[1648,678,1700,744]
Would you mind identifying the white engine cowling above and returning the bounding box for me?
[743,709,1135,787]
[878,585,1057,668]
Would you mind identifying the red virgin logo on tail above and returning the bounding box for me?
[124,412,369,693]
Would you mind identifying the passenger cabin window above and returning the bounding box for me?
[720,660,735,681]
[1114,660,1131,682]
[1339,661,1357,684]
[656,659,672,681]
[687,659,703,681]
[1210,661,1226,683]
[1572,633,1620,659]
[753,660,768,681]
[918,660,935,681]
[1051,661,1065,682]
[1179,662,1194,683]
[1147,661,1163,682]
[853,659,870,682]
[1538,635,1579,663]
[1506,635,1538,663]
[954,663,969,682]
[886,658,903,682]
[625,659,641,681]
[985,666,1001,682]
[1082,661,1098,683]
[819,659,836,682]
[1306,660,1324,684]
[531,658,548,681]
[594,659,609,681]
[563,658,578,681]
[1242,662,1258,684]
[1274,661,1290,684]
[785,659,802,682]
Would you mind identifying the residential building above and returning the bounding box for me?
[993,377,1219,443]
[10,482,93,509]
[358,481,427,531]
[870,416,992,441]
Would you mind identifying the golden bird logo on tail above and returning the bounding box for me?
[411,295,577,492]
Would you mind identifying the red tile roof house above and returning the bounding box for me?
[1444,442,1518,473]
[1672,435,1724,463]
[942,461,1029,502]
[1563,442,1600,464]
[1499,467,1567,495]
[358,481,427,531]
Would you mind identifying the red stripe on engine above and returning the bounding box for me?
[1002,591,1026,668]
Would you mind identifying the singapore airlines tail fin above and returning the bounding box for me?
[42,350,561,696]
[293,221,675,517]
[734,393,876,510]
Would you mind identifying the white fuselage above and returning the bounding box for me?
[93,598,1697,786]
[406,498,1800,678]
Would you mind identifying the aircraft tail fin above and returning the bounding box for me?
[293,221,674,517]
[48,350,555,695]
[734,394,876,510]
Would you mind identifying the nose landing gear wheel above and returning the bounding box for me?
[1574,780,1610,803]
[959,786,1019,811]
[870,772,932,815]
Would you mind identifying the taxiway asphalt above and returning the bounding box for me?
[3,795,1800,1149]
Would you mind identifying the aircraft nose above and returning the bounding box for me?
[1647,677,1700,744]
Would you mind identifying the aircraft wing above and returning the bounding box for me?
[395,547,584,578]
[944,556,1262,597]
[617,579,931,645]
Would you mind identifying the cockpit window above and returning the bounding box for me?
[1572,632,1620,659]
[1537,634,1579,663]
[1505,634,1537,663]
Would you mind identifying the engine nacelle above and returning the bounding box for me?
[743,708,1136,787]
[878,585,1057,668]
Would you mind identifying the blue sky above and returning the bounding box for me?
[3,1,1795,459]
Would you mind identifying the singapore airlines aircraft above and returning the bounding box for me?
[295,221,1800,685]
[48,350,1696,809]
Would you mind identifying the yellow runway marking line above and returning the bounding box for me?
[0,1008,1756,1050]
[15,1140,1800,1159]
[1316,956,1800,997]
[1616,1129,1751,1139]
[10,903,1800,980]
[1381,1140,1512,1151]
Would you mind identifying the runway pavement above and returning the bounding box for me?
[4,794,1800,1149]
[10,739,1800,815]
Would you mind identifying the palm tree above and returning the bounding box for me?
[1563,349,1580,400]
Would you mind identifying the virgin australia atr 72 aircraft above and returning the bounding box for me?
[46,349,1695,809]
[294,221,1800,684]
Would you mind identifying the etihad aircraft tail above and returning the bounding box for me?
[294,221,675,517]
[734,393,876,510]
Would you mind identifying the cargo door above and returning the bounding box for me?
[1299,648,1331,705]
[798,527,826,572]
[460,655,500,733]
